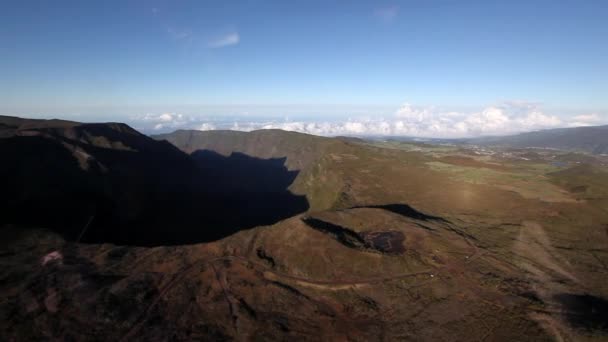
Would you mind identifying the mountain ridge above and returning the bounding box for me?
[463,124,608,154]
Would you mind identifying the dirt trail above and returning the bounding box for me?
[118,226,483,340]
[121,221,603,341]
[515,221,578,284]
[118,254,433,341]
[512,221,579,341]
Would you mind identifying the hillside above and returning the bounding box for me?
[467,125,608,154]
[154,129,358,211]
[153,129,340,170]
[2,116,608,341]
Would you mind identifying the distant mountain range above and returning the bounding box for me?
[464,125,608,154]
[377,124,608,155]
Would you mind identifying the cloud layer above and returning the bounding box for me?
[218,103,594,138]
[132,102,605,138]
[136,112,191,131]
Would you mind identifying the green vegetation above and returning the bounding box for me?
[425,160,575,202]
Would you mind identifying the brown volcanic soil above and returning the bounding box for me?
[2,121,608,341]
[0,209,540,341]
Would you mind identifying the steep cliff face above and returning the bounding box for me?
[154,129,356,211]
[0,116,309,245]
[154,129,335,170]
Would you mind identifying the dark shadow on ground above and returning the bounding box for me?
[1,137,308,246]
[88,150,309,245]
[553,293,608,333]
[352,204,448,222]
[191,150,299,193]
[301,218,366,249]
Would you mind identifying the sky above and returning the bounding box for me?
[1,0,607,137]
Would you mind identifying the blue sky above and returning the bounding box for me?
[1,1,607,136]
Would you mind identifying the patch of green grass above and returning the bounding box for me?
[425,161,574,202]
[367,141,459,153]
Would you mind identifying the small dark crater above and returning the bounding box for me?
[361,231,405,255]
[554,293,608,333]
[302,218,405,255]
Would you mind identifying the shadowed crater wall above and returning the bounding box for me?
[1,134,308,246]
[86,151,309,246]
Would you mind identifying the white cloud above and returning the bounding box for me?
[158,113,175,122]
[198,123,216,131]
[568,113,603,127]
[128,103,606,137]
[515,110,562,128]
[394,103,433,121]
[219,102,566,138]
[133,112,191,131]
[208,32,240,48]
[572,113,601,122]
